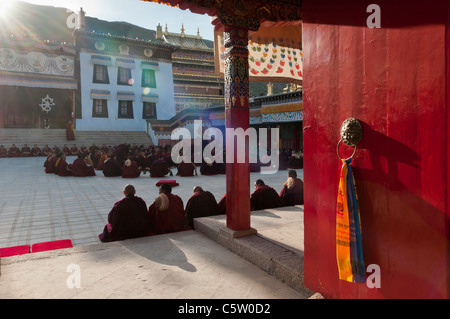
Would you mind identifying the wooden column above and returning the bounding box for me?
[223,26,251,231]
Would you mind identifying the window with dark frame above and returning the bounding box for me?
[142,69,156,88]
[92,99,108,118]
[143,102,157,119]
[117,67,132,85]
[93,64,109,84]
[118,100,134,119]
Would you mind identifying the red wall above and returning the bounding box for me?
[303,0,449,298]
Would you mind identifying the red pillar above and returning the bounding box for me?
[223,26,251,231]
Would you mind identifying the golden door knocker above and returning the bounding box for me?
[337,118,363,160]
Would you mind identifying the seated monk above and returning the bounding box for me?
[148,183,186,234]
[176,160,198,177]
[250,179,284,211]
[122,158,141,178]
[62,144,71,156]
[44,153,57,173]
[279,170,304,206]
[103,155,122,177]
[8,144,21,157]
[53,145,61,154]
[71,144,79,156]
[55,153,73,177]
[72,153,96,177]
[149,155,173,177]
[21,144,31,157]
[98,184,151,242]
[31,145,42,157]
[96,152,108,171]
[185,186,220,229]
[287,151,303,169]
[200,157,219,175]
[0,145,8,158]
[42,145,52,157]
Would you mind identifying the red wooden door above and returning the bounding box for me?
[303,0,449,299]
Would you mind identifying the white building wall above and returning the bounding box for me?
[76,51,176,131]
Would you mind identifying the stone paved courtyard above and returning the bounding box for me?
[0,156,302,248]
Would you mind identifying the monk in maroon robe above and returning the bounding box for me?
[72,153,96,177]
[20,144,31,157]
[287,151,303,169]
[250,179,284,211]
[55,154,72,176]
[66,120,75,141]
[148,183,186,234]
[0,145,7,158]
[42,145,52,157]
[185,186,220,229]
[31,145,42,156]
[99,184,151,242]
[44,153,58,173]
[149,156,173,177]
[200,158,219,175]
[62,145,71,156]
[279,170,304,206]
[176,161,198,177]
[8,144,20,157]
[96,152,108,171]
[122,159,141,178]
[71,145,79,156]
[103,156,122,177]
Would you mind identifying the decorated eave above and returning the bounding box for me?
[73,29,179,51]
[143,0,302,31]
[0,33,76,55]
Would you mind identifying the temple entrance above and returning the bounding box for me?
[0,86,73,129]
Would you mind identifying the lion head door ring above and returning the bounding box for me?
[337,118,363,160]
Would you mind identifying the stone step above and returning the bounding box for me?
[0,129,153,148]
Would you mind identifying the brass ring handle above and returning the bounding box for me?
[336,138,357,161]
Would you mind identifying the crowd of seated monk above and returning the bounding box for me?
[98,171,304,243]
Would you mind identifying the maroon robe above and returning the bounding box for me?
[31,147,41,156]
[45,156,58,173]
[250,184,284,211]
[279,177,304,206]
[288,155,303,169]
[21,146,31,157]
[42,146,52,156]
[66,121,75,141]
[122,161,141,178]
[200,162,219,175]
[185,190,220,229]
[148,193,186,234]
[8,146,20,157]
[56,159,72,176]
[96,154,108,170]
[149,159,171,177]
[98,195,151,242]
[103,158,122,177]
[72,158,96,177]
[177,161,196,176]
[0,146,7,158]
